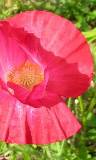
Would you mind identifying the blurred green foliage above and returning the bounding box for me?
[0,0,96,160]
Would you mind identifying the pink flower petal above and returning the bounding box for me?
[7,82,61,107]
[7,100,26,144]
[0,90,26,144]
[25,102,81,144]
[45,58,90,97]
[0,90,81,144]
[8,10,51,37]
[0,89,15,141]
[0,22,27,78]
[27,83,61,107]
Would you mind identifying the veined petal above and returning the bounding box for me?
[0,89,27,144]
[0,91,81,144]
[26,102,81,144]
[0,89,14,141]
[8,10,93,76]
[7,100,26,144]
[8,10,51,37]
[0,21,27,80]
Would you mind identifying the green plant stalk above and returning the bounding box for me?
[78,96,86,126]
[43,146,52,160]
[67,98,72,107]
[78,96,84,113]
[88,94,96,111]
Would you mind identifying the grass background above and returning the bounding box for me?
[0,0,96,160]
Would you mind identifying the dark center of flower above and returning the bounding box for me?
[8,60,44,89]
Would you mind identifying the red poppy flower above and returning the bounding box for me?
[0,11,93,144]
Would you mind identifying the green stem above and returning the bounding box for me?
[88,95,96,111]
[67,98,72,107]
[44,146,52,160]
[78,96,84,113]
[59,141,65,156]
[78,96,86,126]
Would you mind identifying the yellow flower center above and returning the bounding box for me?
[8,60,44,89]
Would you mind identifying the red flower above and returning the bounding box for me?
[0,11,93,144]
